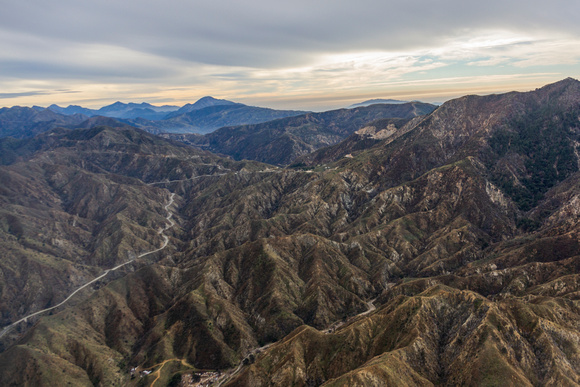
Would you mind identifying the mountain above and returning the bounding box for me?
[11,97,309,135]
[169,102,437,165]
[348,98,408,108]
[48,104,96,117]
[48,102,181,120]
[96,101,180,120]
[129,102,308,134]
[165,96,240,118]
[226,77,580,386]
[291,117,417,167]
[45,97,306,133]
[0,106,88,138]
[0,125,256,338]
[0,79,579,386]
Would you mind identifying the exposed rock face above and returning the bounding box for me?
[0,79,580,386]
[293,117,418,167]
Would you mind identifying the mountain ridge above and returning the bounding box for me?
[169,101,437,165]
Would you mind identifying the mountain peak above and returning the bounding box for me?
[539,77,580,91]
[168,96,240,117]
[191,96,239,109]
[197,96,222,102]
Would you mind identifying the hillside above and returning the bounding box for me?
[291,117,417,167]
[0,126,259,343]
[169,102,437,165]
[0,79,579,386]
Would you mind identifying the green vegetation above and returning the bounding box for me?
[166,372,181,387]
[488,106,579,211]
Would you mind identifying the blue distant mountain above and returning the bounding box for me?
[37,97,308,134]
[165,96,239,118]
[48,102,180,120]
[48,104,96,116]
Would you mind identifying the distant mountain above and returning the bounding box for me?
[170,102,438,165]
[48,101,180,120]
[48,104,96,116]
[44,97,306,133]
[96,101,180,120]
[0,106,88,138]
[165,96,240,118]
[348,98,408,108]
[129,103,308,134]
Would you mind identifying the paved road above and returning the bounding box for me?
[146,167,297,186]
[147,174,229,185]
[0,192,176,339]
[215,298,377,386]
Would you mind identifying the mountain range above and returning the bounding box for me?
[127,102,307,135]
[4,96,306,136]
[48,101,180,120]
[0,79,579,386]
[167,101,437,165]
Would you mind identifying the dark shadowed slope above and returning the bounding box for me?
[167,102,437,165]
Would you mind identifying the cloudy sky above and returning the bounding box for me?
[1,0,579,110]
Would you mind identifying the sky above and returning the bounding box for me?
[1,0,579,111]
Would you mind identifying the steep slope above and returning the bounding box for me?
[0,126,256,346]
[0,79,579,386]
[222,77,580,386]
[171,102,437,165]
[291,117,417,167]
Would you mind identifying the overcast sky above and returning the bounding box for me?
[1,0,579,110]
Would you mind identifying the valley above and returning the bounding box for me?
[0,192,176,340]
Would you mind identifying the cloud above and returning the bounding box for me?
[1,0,579,68]
[0,91,50,99]
[0,89,79,99]
[0,0,578,108]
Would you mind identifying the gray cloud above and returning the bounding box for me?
[0,91,50,99]
[0,0,578,108]
[0,89,79,99]
[1,0,578,69]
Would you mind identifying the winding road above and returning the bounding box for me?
[146,167,283,186]
[215,298,377,386]
[0,192,176,339]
